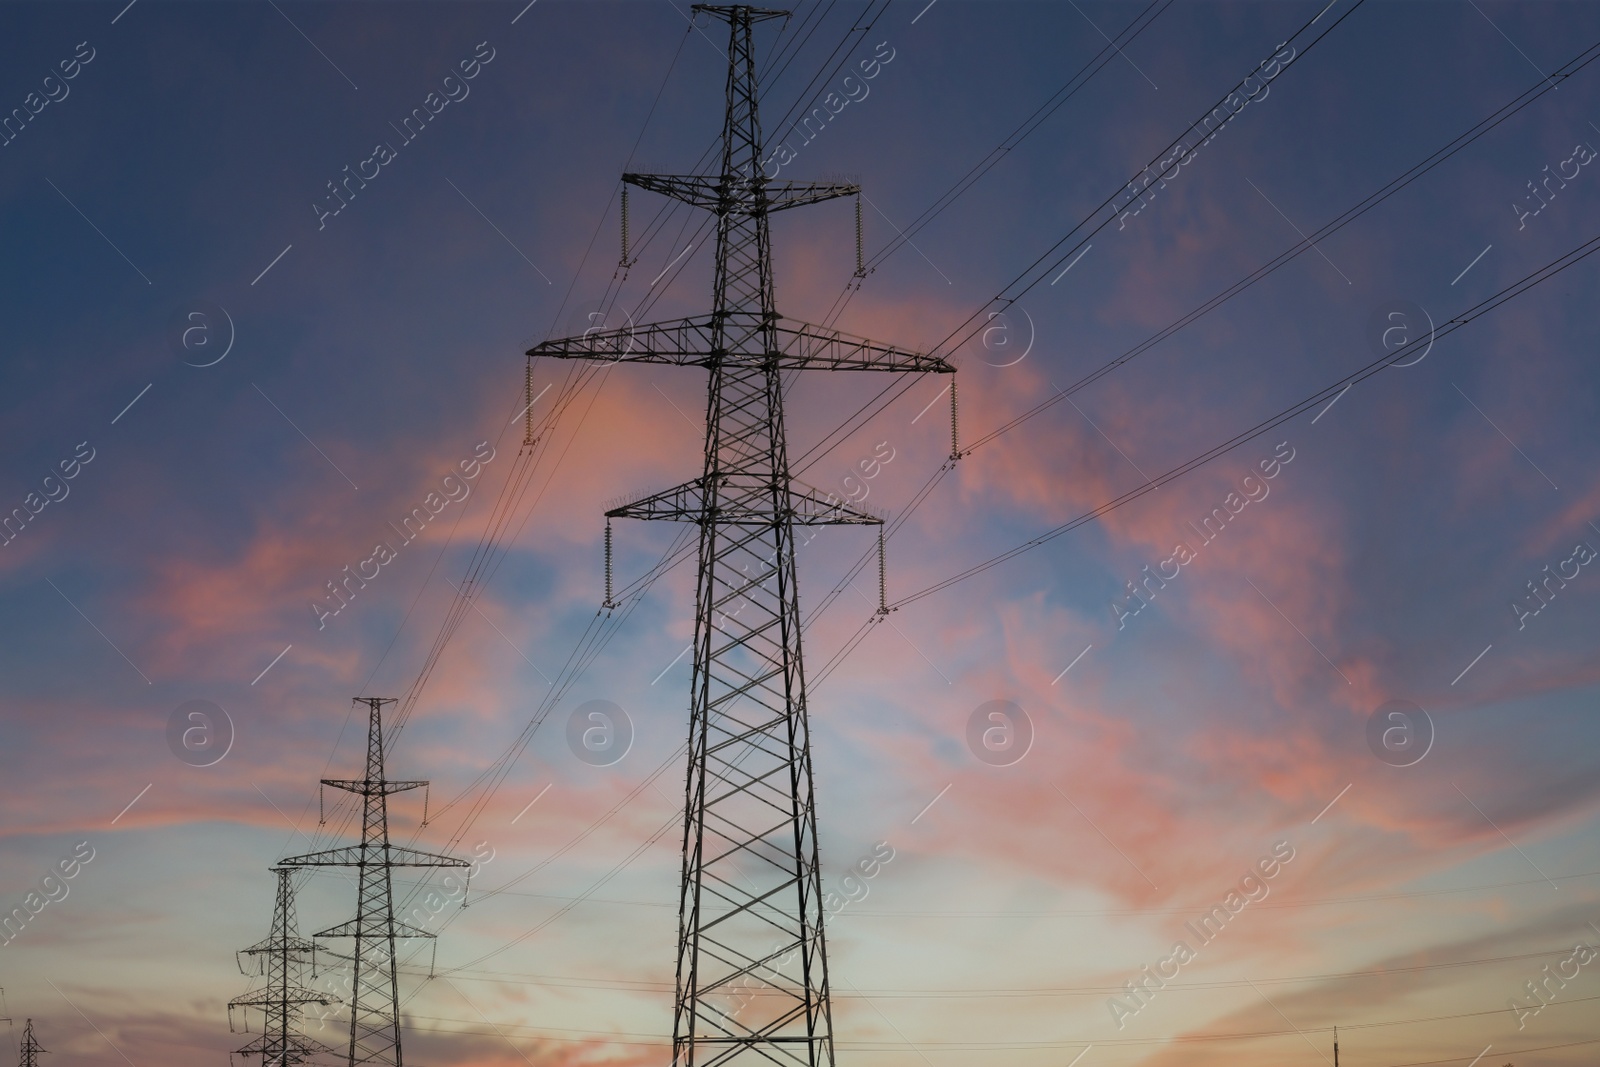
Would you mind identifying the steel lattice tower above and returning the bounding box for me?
[527,7,953,1066]
[17,1020,44,1067]
[229,867,337,1067]
[282,698,469,1067]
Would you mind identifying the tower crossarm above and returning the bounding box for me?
[623,173,858,215]
[314,916,440,940]
[774,318,954,373]
[234,1031,339,1062]
[280,845,469,869]
[228,986,336,1009]
[234,1034,339,1054]
[607,477,880,526]
[319,777,427,797]
[242,934,318,956]
[761,181,859,213]
[528,315,953,373]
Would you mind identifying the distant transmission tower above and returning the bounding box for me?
[282,698,469,1067]
[17,1020,44,1067]
[528,6,954,1066]
[229,867,336,1067]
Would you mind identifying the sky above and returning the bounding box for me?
[3,1,1600,1066]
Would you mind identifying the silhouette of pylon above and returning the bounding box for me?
[282,698,470,1067]
[527,7,954,1065]
[229,867,337,1067]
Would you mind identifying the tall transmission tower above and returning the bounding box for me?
[282,698,469,1067]
[17,1020,44,1067]
[528,7,954,1066]
[229,867,337,1067]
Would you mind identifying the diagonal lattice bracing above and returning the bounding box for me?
[229,867,337,1067]
[527,6,953,1065]
[281,698,469,1067]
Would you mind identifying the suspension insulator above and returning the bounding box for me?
[603,519,616,610]
[877,528,888,615]
[949,379,960,462]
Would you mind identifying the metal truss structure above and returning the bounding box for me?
[527,7,954,1066]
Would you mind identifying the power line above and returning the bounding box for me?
[421,941,1600,997]
[819,0,1176,327]
[919,0,1371,366]
[885,218,1600,610]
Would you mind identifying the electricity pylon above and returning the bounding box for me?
[229,867,337,1067]
[17,1020,44,1067]
[527,7,954,1066]
[282,698,469,1067]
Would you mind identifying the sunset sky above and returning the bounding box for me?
[3,1,1600,1066]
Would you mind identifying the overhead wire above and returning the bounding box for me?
[889,219,1600,608]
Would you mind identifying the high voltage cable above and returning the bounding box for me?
[967,34,1600,454]
[288,0,1523,1023]
[400,0,900,828]
[809,218,1600,670]
[410,941,1600,997]
[920,0,1370,366]
[405,0,901,838]
[400,0,1537,968]
[281,3,897,1003]
[796,29,1600,676]
[358,0,1374,959]
[288,11,705,877]
[335,3,906,975]
[818,0,1175,327]
[888,221,1600,609]
[393,995,1600,1049]
[812,27,1600,470]
[390,1019,1600,1061]
[799,0,1344,477]
[792,0,1375,477]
